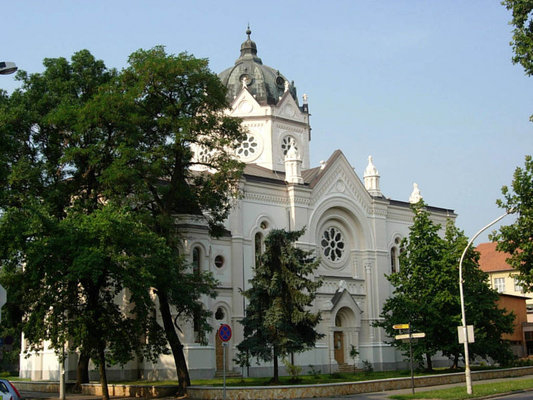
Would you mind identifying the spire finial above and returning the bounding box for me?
[246,24,251,39]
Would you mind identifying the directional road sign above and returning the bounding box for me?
[393,324,410,330]
[395,333,426,341]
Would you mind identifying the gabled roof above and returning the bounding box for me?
[477,242,512,272]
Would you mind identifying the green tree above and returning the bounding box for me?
[0,50,117,389]
[0,50,169,398]
[237,229,323,383]
[376,200,445,370]
[86,46,246,394]
[503,1,533,77]
[493,155,533,290]
[376,201,514,370]
[441,221,514,367]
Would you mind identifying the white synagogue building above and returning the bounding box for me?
[20,29,455,380]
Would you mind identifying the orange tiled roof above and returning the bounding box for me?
[477,242,512,272]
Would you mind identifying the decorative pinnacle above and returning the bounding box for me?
[246,24,251,39]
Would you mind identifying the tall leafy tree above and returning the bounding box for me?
[376,200,445,370]
[237,229,323,383]
[376,201,514,370]
[0,50,168,398]
[442,222,514,367]
[503,1,533,78]
[493,155,533,290]
[86,46,246,394]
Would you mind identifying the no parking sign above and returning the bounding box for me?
[218,324,232,342]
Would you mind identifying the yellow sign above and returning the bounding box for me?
[393,324,410,330]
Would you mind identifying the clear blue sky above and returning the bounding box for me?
[2,1,532,243]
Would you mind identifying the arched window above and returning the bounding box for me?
[390,247,398,274]
[192,247,201,275]
[254,232,263,265]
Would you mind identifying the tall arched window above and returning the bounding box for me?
[390,247,398,274]
[192,247,201,275]
[254,232,263,265]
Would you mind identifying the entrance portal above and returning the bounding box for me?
[334,331,344,364]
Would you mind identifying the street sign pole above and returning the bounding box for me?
[218,324,232,400]
[408,325,414,394]
[223,342,227,400]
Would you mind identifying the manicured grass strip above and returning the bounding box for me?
[390,378,533,399]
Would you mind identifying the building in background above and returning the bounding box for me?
[477,242,533,357]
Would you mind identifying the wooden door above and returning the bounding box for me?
[334,331,344,364]
[216,328,223,371]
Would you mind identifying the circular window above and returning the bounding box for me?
[215,307,225,320]
[321,227,345,262]
[214,255,224,269]
[236,133,260,160]
[196,145,213,164]
[281,135,298,156]
[260,221,268,230]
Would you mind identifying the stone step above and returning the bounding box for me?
[338,363,361,373]
[214,370,242,378]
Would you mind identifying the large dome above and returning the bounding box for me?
[219,27,298,106]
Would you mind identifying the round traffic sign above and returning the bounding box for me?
[218,324,232,342]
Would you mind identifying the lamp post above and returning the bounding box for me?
[0,62,17,75]
[459,210,512,395]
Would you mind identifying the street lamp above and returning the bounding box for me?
[0,61,17,75]
[459,210,512,395]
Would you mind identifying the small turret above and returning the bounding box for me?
[364,156,382,197]
[285,146,303,184]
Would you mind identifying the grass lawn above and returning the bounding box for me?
[190,368,468,387]
[389,378,533,399]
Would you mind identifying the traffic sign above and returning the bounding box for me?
[393,324,410,330]
[395,332,426,340]
[0,284,5,322]
[218,324,232,342]
[457,325,475,344]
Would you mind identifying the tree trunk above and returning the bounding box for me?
[425,352,433,371]
[97,345,109,400]
[272,346,279,384]
[453,353,459,369]
[74,351,90,392]
[157,289,190,396]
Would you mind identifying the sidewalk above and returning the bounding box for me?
[20,374,533,400]
[302,374,533,399]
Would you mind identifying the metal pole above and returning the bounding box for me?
[409,325,414,394]
[223,342,227,400]
[59,345,65,400]
[458,210,511,395]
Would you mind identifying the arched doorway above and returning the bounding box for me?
[333,306,357,366]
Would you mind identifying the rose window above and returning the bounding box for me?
[321,227,345,262]
[281,136,298,156]
[236,133,259,158]
[196,146,213,164]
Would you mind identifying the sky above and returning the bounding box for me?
[1,1,532,244]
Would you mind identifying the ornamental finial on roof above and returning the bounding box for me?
[246,24,251,39]
[409,182,423,204]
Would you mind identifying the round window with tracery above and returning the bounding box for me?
[281,135,298,156]
[236,133,259,159]
[196,145,213,164]
[321,227,345,262]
